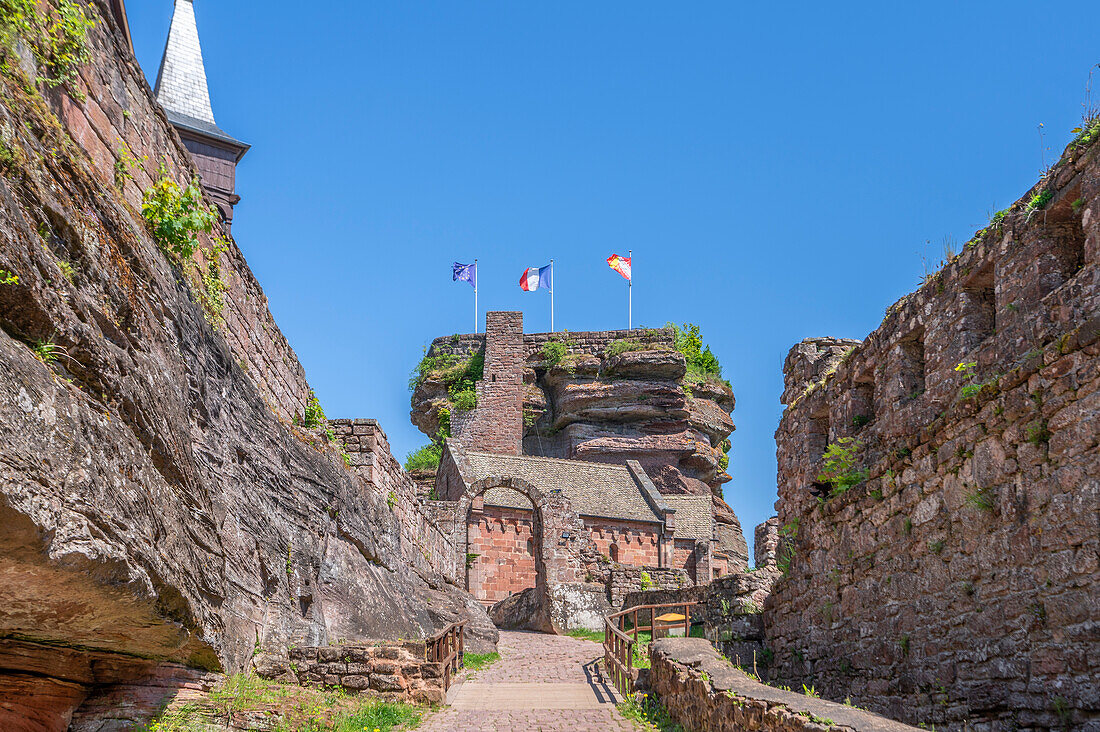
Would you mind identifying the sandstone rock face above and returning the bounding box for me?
[489,582,613,634]
[0,5,490,728]
[767,131,1100,729]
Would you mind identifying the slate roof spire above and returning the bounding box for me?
[153,0,249,229]
[154,0,215,125]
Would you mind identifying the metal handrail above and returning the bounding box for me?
[603,601,697,698]
[426,620,467,691]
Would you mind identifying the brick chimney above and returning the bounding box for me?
[451,311,524,454]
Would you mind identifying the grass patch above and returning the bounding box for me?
[462,651,500,672]
[617,691,684,732]
[139,674,425,731]
[565,628,605,642]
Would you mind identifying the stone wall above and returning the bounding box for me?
[766,132,1100,729]
[451,311,525,454]
[0,6,494,728]
[254,642,446,705]
[649,638,919,732]
[467,504,537,602]
[425,325,674,361]
[330,419,459,583]
[610,566,694,607]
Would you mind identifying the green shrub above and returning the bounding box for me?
[618,691,684,732]
[300,390,326,429]
[0,269,17,285]
[817,437,868,496]
[542,339,570,367]
[640,570,654,590]
[404,443,441,472]
[451,388,477,412]
[409,351,483,396]
[1027,190,1053,211]
[196,237,227,325]
[669,322,722,381]
[142,171,217,261]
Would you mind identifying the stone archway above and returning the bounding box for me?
[458,476,585,633]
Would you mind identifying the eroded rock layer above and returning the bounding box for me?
[412,327,749,568]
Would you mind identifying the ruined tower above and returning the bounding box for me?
[154,0,249,229]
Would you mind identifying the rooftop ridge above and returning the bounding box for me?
[461,449,633,473]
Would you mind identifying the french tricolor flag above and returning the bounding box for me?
[519,265,552,291]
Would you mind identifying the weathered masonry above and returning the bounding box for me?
[766,130,1100,729]
[435,445,717,603]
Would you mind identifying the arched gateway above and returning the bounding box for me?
[457,476,586,632]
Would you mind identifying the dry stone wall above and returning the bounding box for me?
[254,642,447,705]
[650,638,920,732]
[766,132,1100,730]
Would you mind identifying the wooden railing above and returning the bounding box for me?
[603,601,696,698]
[426,620,466,691]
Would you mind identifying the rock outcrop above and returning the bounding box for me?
[411,328,749,568]
[0,3,489,729]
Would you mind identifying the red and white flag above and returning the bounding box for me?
[607,253,631,281]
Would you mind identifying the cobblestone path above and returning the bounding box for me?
[418,630,640,731]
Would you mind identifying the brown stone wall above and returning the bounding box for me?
[587,516,663,568]
[426,326,674,362]
[451,311,525,454]
[612,566,694,607]
[466,505,537,603]
[766,134,1100,729]
[255,642,446,705]
[331,419,460,583]
[650,638,919,732]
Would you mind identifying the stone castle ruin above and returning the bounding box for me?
[405,311,753,620]
[0,0,1096,729]
[762,133,1100,728]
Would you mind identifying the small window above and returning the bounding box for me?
[898,328,926,400]
[961,264,996,348]
[526,538,534,555]
[610,544,620,563]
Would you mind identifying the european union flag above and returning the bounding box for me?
[453,261,476,288]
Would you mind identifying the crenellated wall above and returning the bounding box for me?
[765,132,1100,730]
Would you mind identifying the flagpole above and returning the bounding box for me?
[628,249,632,330]
[550,259,555,332]
[474,258,478,333]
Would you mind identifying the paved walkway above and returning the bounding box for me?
[419,631,640,731]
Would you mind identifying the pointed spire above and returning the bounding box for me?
[154,0,215,125]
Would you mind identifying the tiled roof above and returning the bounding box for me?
[664,495,714,541]
[458,451,662,524]
[154,0,216,125]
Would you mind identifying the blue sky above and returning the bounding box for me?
[128,2,1095,561]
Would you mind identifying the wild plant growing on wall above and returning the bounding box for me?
[0,0,95,95]
[142,171,217,261]
[816,437,868,498]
